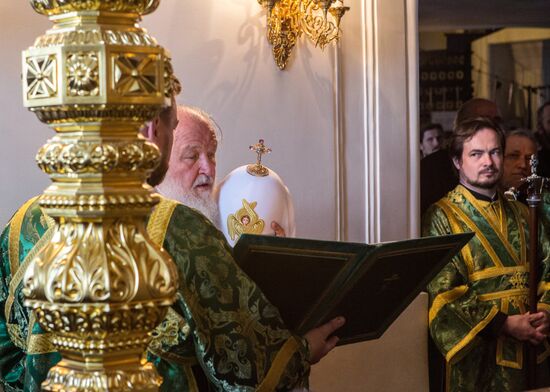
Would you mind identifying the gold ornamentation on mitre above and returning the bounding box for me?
[227,199,265,241]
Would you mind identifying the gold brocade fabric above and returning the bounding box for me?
[424,185,550,392]
[0,197,310,391]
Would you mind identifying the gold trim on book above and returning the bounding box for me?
[147,196,178,247]
[256,336,301,392]
[446,306,499,363]
[248,244,356,260]
[469,265,528,282]
[429,285,468,326]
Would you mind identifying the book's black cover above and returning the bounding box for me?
[233,233,473,345]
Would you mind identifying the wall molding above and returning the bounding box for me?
[361,0,419,243]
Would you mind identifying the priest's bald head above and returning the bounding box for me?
[156,105,220,223]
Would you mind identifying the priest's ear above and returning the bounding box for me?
[452,156,462,171]
[141,118,161,143]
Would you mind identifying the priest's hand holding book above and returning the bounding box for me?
[304,316,346,364]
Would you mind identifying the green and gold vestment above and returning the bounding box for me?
[424,185,550,392]
[0,196,310,392]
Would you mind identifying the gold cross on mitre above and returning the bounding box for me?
[247,139,271,177]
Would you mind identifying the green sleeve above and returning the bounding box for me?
[0,200,60,392]
[423,205,499,363]
[163,205,310,391]
[0,223,25,391]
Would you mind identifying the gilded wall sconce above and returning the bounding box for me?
[258,0,349,69]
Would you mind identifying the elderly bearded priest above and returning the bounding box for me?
[423,118,550,391]
[0,99,344,392]
[157,105,286,236]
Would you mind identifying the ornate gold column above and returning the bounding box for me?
[20,1,178,390]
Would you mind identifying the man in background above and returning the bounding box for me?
[420,123,443,158]
[535,101,550,177]
[500,129,537,192]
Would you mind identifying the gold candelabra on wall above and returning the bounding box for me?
[21,1,179,390]
[257,0,349,69]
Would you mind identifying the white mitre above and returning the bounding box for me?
[217,139,296,246]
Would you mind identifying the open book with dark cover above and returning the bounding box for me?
[233,233,473,345]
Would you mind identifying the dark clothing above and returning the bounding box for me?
[421,149,458,216]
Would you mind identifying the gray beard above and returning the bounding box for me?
[178,192,221,229]
[157,183,221,229]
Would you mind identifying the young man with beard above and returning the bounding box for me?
[0,99,344,391]
[423,118,550,391]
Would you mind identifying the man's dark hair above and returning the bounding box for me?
[158,103,174,124]
[454,98,500,128]
[537,100,550,132]
[420,123,443,143]
[449,117,505,163]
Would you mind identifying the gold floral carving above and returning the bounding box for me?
[261,0,349,69]
[42,362,163,391]
[38,194,158,214]
[23,221,177,303]
[267,0,301,70]
[32,104,160,123]
[113,53,159,96]
[21,1,179,390]
[25,55,57,99]
[35,30,158,48]
[163,57,182,98]
[36,140,160,174]
[301,0,339,49]
[30,0,161,16]
[67,52,100,96]
[227,199,265,241]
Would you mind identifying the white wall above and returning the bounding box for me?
[0,2,51,225]
[0,0,418,243]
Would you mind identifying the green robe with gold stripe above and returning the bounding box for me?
[0,196,310,392]
[424,185,550,392]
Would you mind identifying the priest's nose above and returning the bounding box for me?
[199,154,216,177]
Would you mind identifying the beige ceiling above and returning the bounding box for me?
[419,0,550,31]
